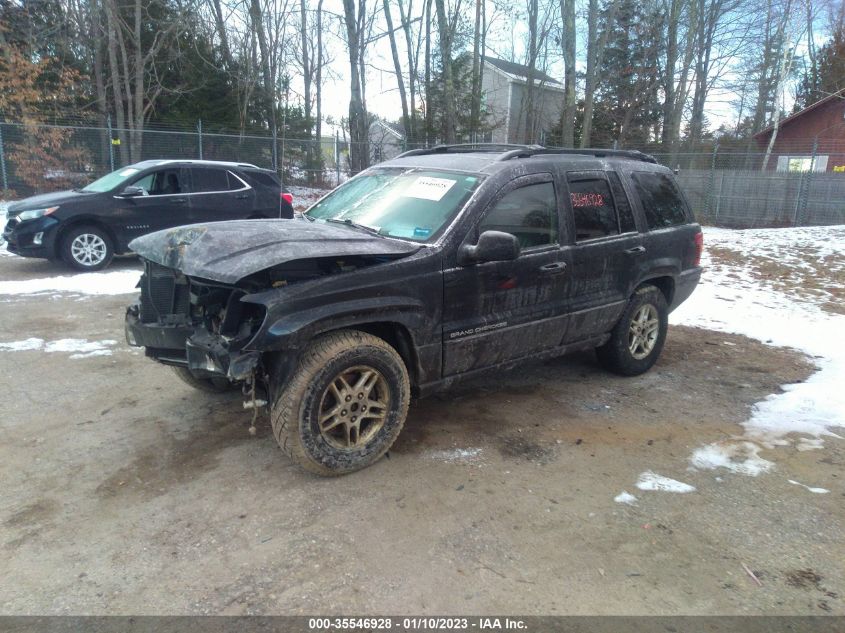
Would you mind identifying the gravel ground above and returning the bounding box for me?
[0,253,842,615]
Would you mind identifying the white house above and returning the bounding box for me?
[481,56,565,145]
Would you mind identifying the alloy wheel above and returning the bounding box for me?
[70,233,107,267]
[628,304,660,360]
[317,365,390,450]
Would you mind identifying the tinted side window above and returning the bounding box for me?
[143,169,184,195]
[568,176,617,241]
[225,171,246,191]
[607,171,637,233]
[479,182,558,249]
[631,172,688,229]
[191,168,229,193]
[244,171,280,187]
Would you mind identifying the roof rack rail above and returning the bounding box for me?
[395,143,658,164]
[497,147,658,164]
[396,143,543,158]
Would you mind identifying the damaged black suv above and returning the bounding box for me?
[125,145,703,475]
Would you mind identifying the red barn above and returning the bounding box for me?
[753,89,845,172]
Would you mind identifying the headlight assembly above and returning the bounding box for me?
[17,206,59,221]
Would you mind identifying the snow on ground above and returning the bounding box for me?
[672,225,845,481]
[0,338,117,359]
[635,471,696,493]
[424,447,485,465]
[0,270,140,296]
[614,491,638,505]
[288,186,330,213]
[788,480,830,494]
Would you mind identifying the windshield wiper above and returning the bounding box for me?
[324,217,383,237]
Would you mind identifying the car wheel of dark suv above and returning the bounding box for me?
[596,284,668,376]
[270,330,410,476]
[61,225,114,271]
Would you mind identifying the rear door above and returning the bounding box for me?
[114,167,191,246]
[628,170,699,270]
[188,167,255,222]
[562,170,644,343]
[441,174,572,376]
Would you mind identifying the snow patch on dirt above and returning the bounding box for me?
[0,338,117,358]
[614,491,638,505]
[689,441,774,476]
[787,479,829,494]
[635,471,696,493]
[425,447,484,464]
[673,226,845,476]
[0,337,45,351]
[0,271,140,296]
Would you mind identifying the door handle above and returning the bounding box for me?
[624,246,646,255]
[235,193,250,199]
[539,262,567,274]
[171,197,188,204]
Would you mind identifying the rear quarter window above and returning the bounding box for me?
[243,170,281,188]
[630,171,689,229]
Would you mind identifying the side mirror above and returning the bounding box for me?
[118,185,144,198]
[459,230,521,265]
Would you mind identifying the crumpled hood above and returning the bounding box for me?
[129,218,421,284]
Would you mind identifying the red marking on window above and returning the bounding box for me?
[570,192,605,208]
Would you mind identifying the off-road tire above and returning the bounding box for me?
[596,284,668,376]
[170,366,234,393]
[271,330,410,476]
[61,224,114,271]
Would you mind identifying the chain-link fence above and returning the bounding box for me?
[0,120,352,197]
[1,119,843,227]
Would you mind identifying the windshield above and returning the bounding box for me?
[81,167,141,193]
[305,168,483,242]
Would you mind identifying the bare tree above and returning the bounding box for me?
[434,0,460,143]
[383,0,411,144]
[762,0,807,169]
[343,0,370,172]
[559,0,576,146]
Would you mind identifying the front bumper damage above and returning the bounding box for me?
[125,303,261,382]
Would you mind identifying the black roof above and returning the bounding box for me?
[483,56,562,86]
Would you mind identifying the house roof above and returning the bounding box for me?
[753,88,845,138]
[483,56,562,86]
[370,119,406,140]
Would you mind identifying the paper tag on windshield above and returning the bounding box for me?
[402,177,456,201]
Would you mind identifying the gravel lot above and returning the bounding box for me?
[0,249,842,615]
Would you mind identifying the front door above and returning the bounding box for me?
[562,170,645,343]
[113,167,191,248]
[442,175,571,376]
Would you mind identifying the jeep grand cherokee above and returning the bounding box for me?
[125,145,702,475]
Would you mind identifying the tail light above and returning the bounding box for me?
[693,232,704,267]
[281,192,293,205]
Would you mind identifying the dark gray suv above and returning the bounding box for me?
[4,159,294,270]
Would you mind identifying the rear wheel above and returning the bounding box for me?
[271,330,410,476]
[61,224,113,271]
[170,366,234,393]
[596,284,668,376]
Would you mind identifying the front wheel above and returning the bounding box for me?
[271,330,410,476]
[596,284,668,376]
[61,225,114,271]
